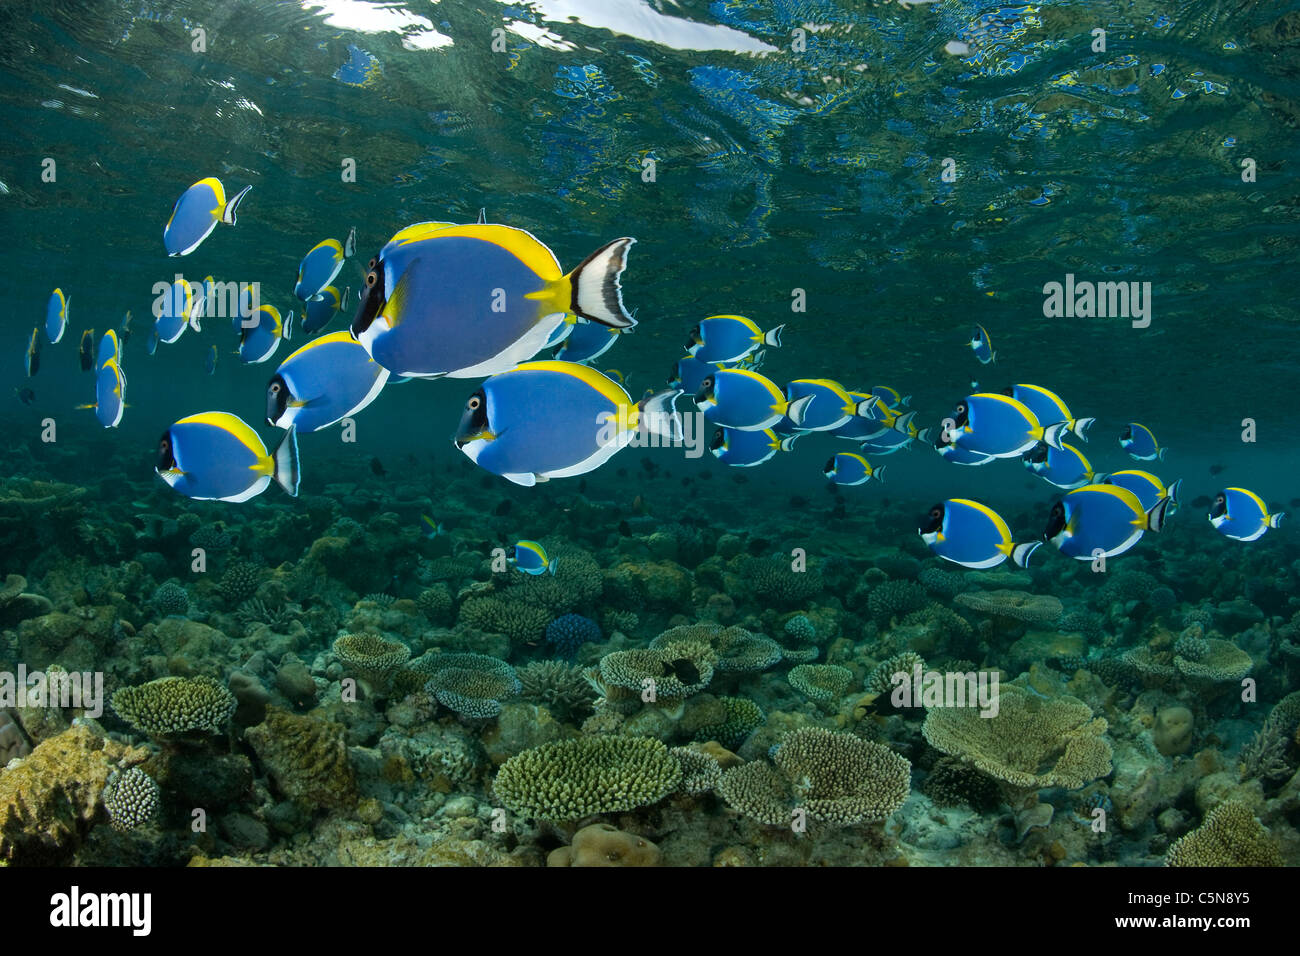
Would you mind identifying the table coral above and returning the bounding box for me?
[418,653,521,718]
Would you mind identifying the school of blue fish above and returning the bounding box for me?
[27,177,1286,555]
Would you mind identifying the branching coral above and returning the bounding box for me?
[1165,802,1282,867]
[110,676,236,737]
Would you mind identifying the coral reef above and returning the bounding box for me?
[103,767,160,832]
[1165,802,1282,867]
[110,676,237,738]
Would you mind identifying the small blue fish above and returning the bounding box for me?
[512,540,556,575]
[45,289,69,344]
[1023,442,1098,490]
[156,412,299,502]
[668,354,717,394]
[709,427,796,467]
[163,178,252,257]
[302,285,349,335]
[239,305,283,364]
[969,324,995,364]
[1209,488,1285,542]
[857,423,917,456]
[947,393,1067,458]
[694,368,813,432]
[1120,422,1165,461]
[295,239,346,301]
[920,499,1039,569]
[25,327,41,377]
[554,319,633,364]
[919,426,995,465]
[204,344,218,375]
[96,330,121,369]
[1103,470,1181,512]
[1045,484,1169,560]
[79,357,126,428]
[1003,384,1095,442]
[266,331,389,432]
[685,315,783,364]
[455,361,680,486]
[824,452,884,486]
[421,515,446,539]
[154,278,194,345]
[779,379,870,433]
[869,385,910,410]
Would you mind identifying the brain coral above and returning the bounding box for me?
[492,736,683,820]
[1165,802,1282,867]
[650,623,782,674]
[111,676,236,737]
[103,767,160,832]
[419,653,521,718]
[719,728,911,827]
[921,684,1112,790]
[787,664,854,704]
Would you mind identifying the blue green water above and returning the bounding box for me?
[1,0,1298,867]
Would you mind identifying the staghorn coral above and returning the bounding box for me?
[492,736,683,820]
[788,664,854,704]
[103,767,160,832]
[867,651,926,695]
[361,592,395,608]
[332,633,411,689]
[236,597,301,631]
[151,581,189,617]
[516,660,594,721]
[921,684,1112,791]
[954,590,1062,628]
[650,623,782,674]
[111,676,237,738]
[218,561,261,605]
[719,728,910,827]
[602,608,639,635]
[418,653,521,719]
[1165,802,1282,867]
[866,580,928,622]
[672,745,723,794]
[506,546,604,613]
[245,707,357,811]
[545,613,601,659]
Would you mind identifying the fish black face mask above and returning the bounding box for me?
[455,388,490,447]
[919,503,944,535]
[1209,494,1227,520]
[1045,501,1067,539]
[351,257,386,338]
[266,374,290,426]
[157,433,177,471]
[709,428,726,453]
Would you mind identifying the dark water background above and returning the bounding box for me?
[2,0,1298,522]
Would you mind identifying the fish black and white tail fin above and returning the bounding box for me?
[477,208,487,225]
[893,410,917,435]
[1093,472,1109,485]
[786,393,815,427]
[1166,478,1183,504]
[763,324,785,347]
[1146,495,1171,533]
[222,185,252,226]
[778,434,800,452]
[568,237,636,329]
[272,426,300,496]
[638,389,683,443]
[901,394,913,407]
[344,226,357,258]
[547,557,558,575]
[874,464,887,484]
[854,395,880,418]
[1270,512,1286,529]
[1157,447,1168,461]
[917,427,934,445]
[1041,421,1069,451]
[1012,542,1041,568]
[1072,416,1096,441]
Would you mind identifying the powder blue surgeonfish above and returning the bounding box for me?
[1044,484,1170,560]
[302,286,350,335]
[1003,384,1095,442]
[512,540,557,575]
[779,379,873,433]
[685,315,783,364]
[709,426,796,467]
[946,393,1068,458]
[554,318,634,364]
[45,289,68,344]
[266,331,389,432]
[919,424,994,465]
[1023,442,1098,490]
[96,330,121,369]
[969,325,995,364]
[1120,422,1165,461]
[1103,470,1182,513]
[163,178,252,256]
[694,368,813,432]
[295,239,346,301]
[156,412,299,502]
[239,305,283,364]
[78,357,126,428]
[919,499,1039,569]
[154,278,194,345]
[455,361,681,487]
[1209,488,1285,542]
[824,452,884,486]
[668,355,717,394]
[352,222,636,378]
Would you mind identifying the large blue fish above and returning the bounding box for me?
[163,178,252,257]
[1045,484,1169,560]
[239,305,283,364]
[302,286,349,335]
[295,239,346,301]
[554,319,634,364]
[685,315,783,364]
[919,499,1039,569]
[78,357,126,428]
[824,452,883,486]
[709,427,796,467]
[1209,488,1285,541]
[778,379,870,433]
[352,222,636,378]
[45,289,68,344]
[266,331,389,432]
[512,540,557,575]
[455,360,681,486]
[156,412,299,502]
[1002,384,1095,442]
[694,368,813,432]
[1120,422,1165,461]
[946,393,1067,458]
[1022,442,1098,490]
[1103,470,1181,512]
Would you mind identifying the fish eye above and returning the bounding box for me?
[365,270,378,287]
[270,382,280,393]
[957,402,966,413]
[1215,495,1224,504]
[703,376,713,388]
[930,508,941,519]
[468,396,480,409]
